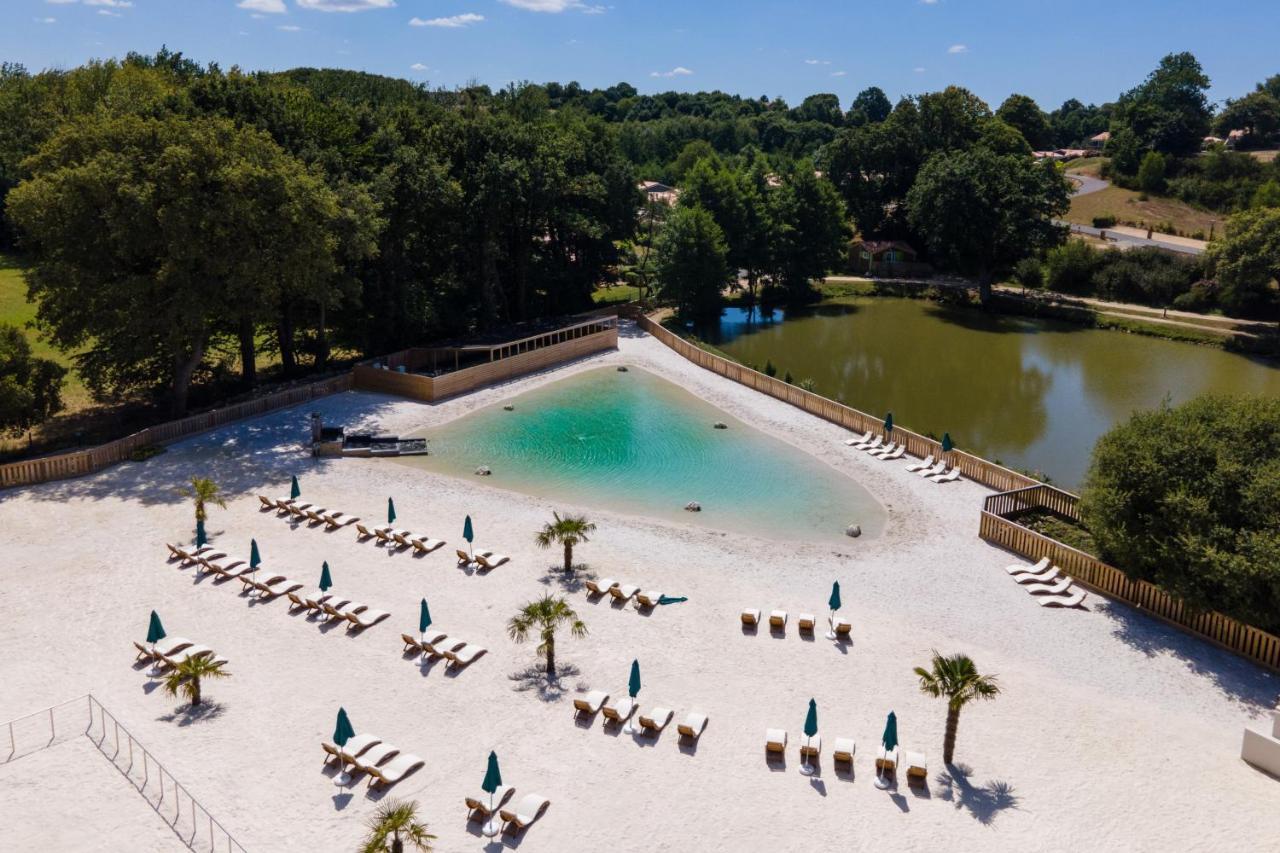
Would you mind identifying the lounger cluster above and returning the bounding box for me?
[353,523,447,555]
[133,636,228,670]
[573,690,708,742]
[400,631,487,668]
[466,789,551,836]
[1006,558,1088,608]
[846,431,906,461]
[905,455,962,483]
[741,608,852,638]
[259,496,363,531]
[321,733,424,789]
[455,549,510,571]
[584,578,663,608]
[167,543,262,582]
[765,729,927,781]
[286,591,393,629]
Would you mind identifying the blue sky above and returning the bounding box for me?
[3,1,1278,110]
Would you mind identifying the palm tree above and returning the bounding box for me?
[507,594,588,677]
[360,800,434,853]
[914,650,1001,765]
[534,511,597,574]
[162,655,230,708]
[179,476,226,525]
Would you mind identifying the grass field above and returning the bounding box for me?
[0,254,91,411]
[1065,185,1219,238]
[592,283,643,305]
[1063,156,1106,176]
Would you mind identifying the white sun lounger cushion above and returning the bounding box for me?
[574,690,608,714]
[1006,557,1050,576]
[678,712,708,739]
[765,729,787,752]
[639,707,673,732]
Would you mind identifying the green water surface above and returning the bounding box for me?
[404,366,885,542]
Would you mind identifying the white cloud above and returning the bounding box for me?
[98,8,122,14]
[296,0,395,11]
[237,0,286,12]
[920,0,939,4]
[501,0,603,12]
[831,70,847,77]
[410,13,483,27]
[34,16,57,23]
[948,44,967,54]
[410,62,428,71]
[84,0,133,6]
[804,59,831,66]
[44,1,77,5]
[650,66,693,78]
[914,66,926,73]
[277,24,302,30]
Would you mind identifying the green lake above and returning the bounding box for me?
[705,298,1280,489]
[405,366,885,542]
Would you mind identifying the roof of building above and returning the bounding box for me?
[1091,131,1112,142]
[855,239,917,255]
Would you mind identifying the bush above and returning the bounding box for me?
[763,360,777,377]
[1012,257,1044,290]
[1092,214,1117,228]
[1080,395,1280,633]
[1137,151,1167,193]
[1044,240,1100,293]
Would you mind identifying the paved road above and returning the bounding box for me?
[1067,173,1109,196]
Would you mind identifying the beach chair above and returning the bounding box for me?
[904,454,934,473]
[634,590,663,608]
[678,712,708,740]
[586,578,618,597]
[350,743,402,774]
[401,634,424,654]
[273,497,296,512]
[932,468,961,483]
[443,643,487,668]
[411,535,445,555]
[919,462,947,478]
[833,617,853,637]
[499,793,550,833]
[456,549,474,564]
[346,608,391,630]
[158,644,217,668]
[741,608,761,626]
[375,527,400,546]
[420,629,448,647]
[609,583,639,603]
[1024,577,1073,596]
[247,575,303,598]
[367,753,424,788]
[869,442,898,459]
[800,734,822,759]
[315,597,352,620]
[257,495,277,510]
[286,591,310,611]
[324,512,361,530]
[602,696,636,725]
[321,741,342,765]
[881,446,906,461]
[286,502,314,518]
[905,751,928,780]
[466,785,514,821]
[1038,589,1087,608]
[1014,565,1061,585]
[475,552,509,570]
[304,506,329,525]
[389,529,417,548]
[769,610,788,629]
[183,548,224,567]
[875,745,898,771]
[833,738,856,765]
[356,522,391,541]
[1006,557,1050,576]
[336,733,382,766]
[765,729,787,754]
[134,636,194,661]
[859,436,883,454]
[423,636,467,657]
[844,430,872,447]
[798,613,815,633]
[638,707,673,734]
[573,690,609,716]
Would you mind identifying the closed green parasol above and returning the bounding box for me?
[250,538,261,569]
[628,659,642,698]
[463,514,474,560]
[387,497,397,525]
[884,412,894,435]
[319,561,333,592]
[332,707,356,787]
[480,750,504,836]
[290,475,301,500]
[826,581,842,640]
[875,710,899,789]
[196,519,207,548]
[800,697,819,775]
[419,598,432,633]
[942,432,954,453]
[146,610,166,644]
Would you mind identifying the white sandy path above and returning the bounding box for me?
[0,322,1277,852]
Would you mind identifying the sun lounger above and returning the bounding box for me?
[844,430,872,447]
[244,574,303,598]
[610,583,639,602]
[368,752,425,788]
[741,608,761,626]
[304,506,329,524]
[919,462,947,478]
[905,454,934,473]
[875,745,898,771]
[765,729,787,753]
[159,645,220,668]
[798,613,815,632]
[466,785,514,819]
[638,707,673,733]
[274,497,296,512]
[443,643,487,667]
[861,436,883,453]
[932,468,961,483]
[1006,557,1050,576]
[401,634,424,654]
[336,733,382,765]
[135,636,194,661]
[833,738,856,764]
[880,446,906,461]
[456,549,473,563]
[324,512,361,530]
[357,522,391,540]
[420,629,448,647]
[350,742,402,774]
[197,554,242,575]
[634,590,663,608]
[573,690,608,716]
[257,495,277,510]
[411,535,445,555]
[286,591,309,610]
[1038,589,1088,608]
[475,552,509,570]
[769,610,787,629]
[1024,577,1073,596]
[905,751,928,779]
[499,793,550,832]
[586,578,618,596]
[376,527,400,545]
[602,696,636,724]
[185,548,225,567]
[286,502,314,518]
[833,618,852,637]
[346,608,390,629]
[423,637,467,658]
[389,529,416,547]
[1013,565,1061,585]
[168,544,216,563]
[321,741,342,765]
[316,598,352,620]
[800,734,822,759]
[678,712,708,740]
[869,442,898,458]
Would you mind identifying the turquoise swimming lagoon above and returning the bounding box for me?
[405,367,885,542]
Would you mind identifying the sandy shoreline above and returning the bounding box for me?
[1,322,1277,851]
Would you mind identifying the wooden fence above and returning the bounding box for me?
[0,373,353,490]
[983,484,1280,672]
[636,315,1039,493]
[639,313,1280,673]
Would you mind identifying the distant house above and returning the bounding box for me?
[850,239,924,276]
[1226,129,1249,150]
[1203,135,1225,149]
[638,180,680,206]
[1089,131,1111,149]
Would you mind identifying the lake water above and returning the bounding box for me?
[705,298,1280,489]
[403,366,885,542]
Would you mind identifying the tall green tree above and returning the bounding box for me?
[768,163,848,302]
[179,476,226,525]
[846,86,892,127]
[507,594,588,677]
[0,323,65,438]
[656,204,730,319]
[996,94,1054,150]
[1136,151,1167,193]
[361,800,435,853]
[162,655,230,709]
[534,511,597,574]
[1207,207,1280,314]
[1215,91,1280,142]
[914,651,1001,764]
[905,148,1070,300]
[1112,52,1212,158]
[7,113,340,414]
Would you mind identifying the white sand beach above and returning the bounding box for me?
[1,323,1277,852]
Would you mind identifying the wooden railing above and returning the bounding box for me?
[981,485,1280,673]
[637,315,1039,493]
[0,373,353,490]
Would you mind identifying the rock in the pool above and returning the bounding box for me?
[617,366,629,372]
[684,501,702,512]
[503,404,514,411]
[713,422,727,430]
[475,465,492,476]
[845,524,862,538]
